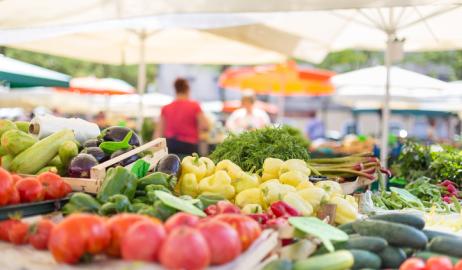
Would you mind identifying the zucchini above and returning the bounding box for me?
[338,222,356,234]
[14,121,30,133]
[58,140,79,168]
[370,213,425,230]
[346,236,388,252]
[428,236,462,257]
[423,229,460,241]
[415,251,460,265]
[1,129,37,156]
[1,154,13,170]
[352,220,427,249]
[263,259,293,270]
[0,145,7,156]
[10,129,75,174]
[378,246,406,268]
[0,119,17,137]
[350,249,382,270]
[293,250,354,270]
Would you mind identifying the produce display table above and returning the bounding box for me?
[0,230,278,270]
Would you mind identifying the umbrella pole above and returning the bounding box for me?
[136,30,147,132]
[276,74,286,124]
[380,36,392,169]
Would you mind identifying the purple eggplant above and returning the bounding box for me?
[68,153,99,178]
[110,148,140,167]
[83,138,102,148]
[155,154,181,178]
[81,147,108,163]
[99,126,140,146]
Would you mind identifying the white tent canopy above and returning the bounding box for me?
[332,66,450,103]
[0,0,454,30]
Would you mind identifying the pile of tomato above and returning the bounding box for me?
[0,211,262,269]
[401,257,462,270]
[0,168,72,205]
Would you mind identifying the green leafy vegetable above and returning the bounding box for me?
[289,217,348,252]
[131,159,150,178]
[154,190,206,217]
[210,126,310,171]
[99,131,133,154]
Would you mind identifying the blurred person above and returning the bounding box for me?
[94,111,108,128]
[305,111,325,140]
[225,91,271,133]
[155,78,209,156]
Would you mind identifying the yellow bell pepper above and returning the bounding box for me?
[199,170,235,200]
[259,179,281,190]
[345,195,359,211]
[181,154,207,180]
[179,173,199,198]
[315,180,343,196]
[261,172,279,182]
[296,181,314,190]
[215,159,243,180]
[279,159,310,176]
[235,188,266,209]
[263,158,284,175]
[280,170,308,187]
[329,195,359,225]
[283,192,313,216]
[241,204,263,214]
[262,183,296,204]
[297,187,328,210]
[233,172,260,194]
[199,157,215,177]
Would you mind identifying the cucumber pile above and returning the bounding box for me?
[265,213,462,270]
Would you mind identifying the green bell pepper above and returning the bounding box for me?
[99,194,132,216]
[137,172,177,191]
[197,194,226,209]
[152,200,178,221]
[62,192,101,215]
[97,166,138,202]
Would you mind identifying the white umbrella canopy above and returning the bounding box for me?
[332,66,450,103]
[0,0,451,30]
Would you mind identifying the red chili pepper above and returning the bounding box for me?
[441,180,457,187]
[379,168,392,177]
[204,204,218,216]
[247,213,271,225]
[270,201,301,218]
[264,217,289,230]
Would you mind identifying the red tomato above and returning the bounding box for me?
[454,260,462,270]
[8,186,20,205]
[48,214,110,264]
[400,258,426,270]
[11,175,23,185]
[106,213,156,257]
[29,219,55,250]
[159,226,211,270]
[0,219,21,241]
[16,177,44,203]
[8,222,29,245]
[60,181,72,197]
[214,214,262,250]
[0,168,13,206]
[197,220,242,265]
[165,212,200,233]
[37,172,64,200]
[121,220,166,262]
[426,256,453,270]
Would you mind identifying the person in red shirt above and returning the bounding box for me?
[155,78,209,155]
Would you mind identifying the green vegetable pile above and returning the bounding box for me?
[392,140,462,185]
[210,126,310,172]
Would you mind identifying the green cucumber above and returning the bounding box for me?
[428,236,462,257]
[350,249,382,270]
[0,145,7,156]
[58,140,79,168]
[378,246,406,269]
[0,119,17,138]
[415,251,460,265]
[293,250,354,270]
[423,229,460,241]
[263,259,293,270]
[338,222,356,234]
[346,236,388,252]
[352,220,427,249]
[370,213,425,230]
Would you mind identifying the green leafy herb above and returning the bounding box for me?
[210,126,310,171]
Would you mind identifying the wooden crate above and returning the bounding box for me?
[61,138,168,194]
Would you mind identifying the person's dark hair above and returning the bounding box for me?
[174,78,189,94]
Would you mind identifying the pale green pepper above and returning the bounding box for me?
[199,170,235,200]
[181,154,207,180]
[179,173,200,198]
